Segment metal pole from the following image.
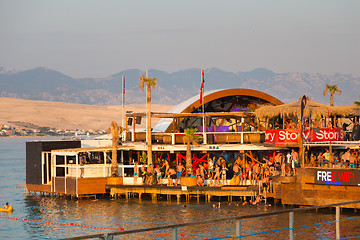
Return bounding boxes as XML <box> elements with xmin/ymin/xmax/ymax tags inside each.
<box><xmin>172</xmin><ymin>227</ymin><xmax>178</xmax><ymax>240</ymax></box>
<box><xmin>236</xmin><ymin>219</ymin><xmax>241</xmax><ymax>239</ymax></box>
<box><xmin>289</xmin><ymin>211</ymin><xmax>294</xmax><ymax>240</ymax></box>
<box><xmin>336</xmin><ymin>206</ymin><xmax>340</xmax><ymax>240</ymax></box>
<box><xmin>202</xmin><ymin>71</ymin><xmax>207</xmax><ymax>145</ymax></box>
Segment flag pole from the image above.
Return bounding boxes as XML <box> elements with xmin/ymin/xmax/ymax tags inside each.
<box><xmin>201</xmin><ymin>69</ymin><xmax>207</xmax><ymax>144</ymax></box>
<box><xmin>122</xmin><ymin>75</ymin><xmax>125</xmax><ymax>140</ymax></box>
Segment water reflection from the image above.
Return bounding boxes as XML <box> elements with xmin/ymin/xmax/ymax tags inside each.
<box><xmin>18</xmin><ymin>196</ymin><xmax>360</xmax><ymax>239</ymax></box>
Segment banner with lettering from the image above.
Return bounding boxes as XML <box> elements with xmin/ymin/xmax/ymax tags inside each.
<box><xmin>315</xmin><ymin>169</ymin><xmax>360</xmax><ymax>186</ymax></box>
<box><xmin>265</xmin><ymin>128</ymin><xmax>344</xmax><ymax>143</ymax></box>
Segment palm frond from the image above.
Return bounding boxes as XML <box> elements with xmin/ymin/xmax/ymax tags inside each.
<box><xmin>139</xmin><ymin>75</ymin><xmax>145</xmax><ymax>91</ymax></box>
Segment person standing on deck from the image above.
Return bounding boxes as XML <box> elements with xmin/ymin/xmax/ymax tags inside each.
<box><xmin>176</xmin><ymin>162</ymin><xmax>185</xmax><ymax>185</ymax></box>
<box><xmin>233</xmin><ymin>163</ymin><xmax>240</xmax><ymax>185</ymax></box>
<box><xmin>155</xmin><ymin>165</ymin><xmax>162</xmax><ymax>184</ymax></box>
<box><xmin>213</xmin><ymin>165</ymin><xmax>220</xmax><ymax>186</ymax></box>
<box><xmin>322</xmin><ymin>149</ymin><xmax>331</xmax><ymax>165</ymax></box>
<box><xmin>199</xmin><ymin>162</ymin><xmax>206</xmax><ymax>179</ymax></box>
<box><xmin>291</xmin><ymin>149</ymin><xmax>299</xmax><ymax>175</ymax></box>
<box><xmin>146</xmin><ymin>164</ymin><xmax>154</xmax><ymax>185</ymax></box>
<box><xmin>168</xmin><ymin>168</ymin><xmax>177</xmax><ymax>186</ymax></box>
<box><xmin>221</xmin><ymin>162</ymin><xmax>228</xmax><ymax>185</ymax></box>
<box><xmin>133</xmin><ymin>161</ymin><xmax>139</xmax><ymax>185</ymax></box>
<box><xmin>281</xmin><ymin>156</ymin><xmax>286</xmax><ymax>176</ymax></box>
<box><xmin>162</xmin><ymin>159</ymin><xmax>170</xmax><ymax>179</ymax></box>
<box><xmin>208</xmin><ymin>158</ymin><xmax>214</xmax><ymax>179</ymax></box>
<box><xmin>274</xmin><ymin>152</ymin><xmax>282</xmax><ymax>170</ymax></box>
<box><xmin>317</xmin><ymin>152</ymin><xmax>324</xmax><ymax>167</ymax></box>
<box><xmin>341</xmin><ymin>148</ymin><xmax>351</xmax><ymax>163</ymax></box>
<box><xmin>140</xmin><ymin>165</ymin><xmax>146</xmax><ymax>184</ymax></box>
<box><xmin>80</xmin><ymin>154</ymin><xmax>85</xmax><ymax>178</ymax></box>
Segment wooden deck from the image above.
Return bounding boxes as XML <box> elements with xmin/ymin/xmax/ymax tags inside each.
<box><xmin>274</xmin><ymin>168</ymin><xmax>360</xmax><ymax>209</ymax></box>
<box><xmin>106</xmin><ymin>184</ymin><xmax>258</xmax><ymax>203</ymax></box>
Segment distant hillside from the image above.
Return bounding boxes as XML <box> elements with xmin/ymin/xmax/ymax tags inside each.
<box><xmin>0</xmin><ymin>97</ymin><xmax>173</xmax><ymax>131</ymax></box>
<box><xmin>0</xmin><ymin>67</ymin><xmax>359</xmax><ymax>106</ymax></box>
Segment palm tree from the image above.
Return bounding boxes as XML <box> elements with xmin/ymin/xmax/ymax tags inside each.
<box><xmin>107</xmin><ymin>121</ymin><xmax>123</xmax><ymax>177</ymax></box>
<box><xmin>184</xmin><ymin>128</ymin><xmax>202</xmax><ymax>176</ymax></box>
<box><xmin>139</xmin><ymin>73</ymin><xmax>158</xmax><ymax>165</ymax></box>
<box><xmin>323</xmin><ymin>84</ymin><xmax>342</xmax><ymax>106</ymax></box>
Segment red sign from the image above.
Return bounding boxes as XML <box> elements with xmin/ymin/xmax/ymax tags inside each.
<box><xmin>265</xmin><ymin>128</ymin><xmax>343</xmax><ymax>143</ymax></box>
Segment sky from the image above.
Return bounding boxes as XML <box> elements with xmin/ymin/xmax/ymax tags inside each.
<box><xmin>1</xmin><ymin>0</ymin><xmax>360</xmax><ymax>78</ymax></box>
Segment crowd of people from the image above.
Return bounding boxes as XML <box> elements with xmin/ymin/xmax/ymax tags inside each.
<box><xmin>305</xmin><ymin>148</ymin><xmax>360</xmax><ymax>168</ymax></box>
<box><xmin>131</xmin><ymin>148</ymin><xmax>359</xmax><ymax>188</ymax></box>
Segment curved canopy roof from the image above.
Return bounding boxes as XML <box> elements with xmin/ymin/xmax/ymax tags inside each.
<box><xmin>153</xmin><ymin>88</ymin><xmax>283</xmax><ymax>132</ymax></box>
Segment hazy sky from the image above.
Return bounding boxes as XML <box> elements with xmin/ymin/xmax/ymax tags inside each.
<box><xmin>1</xmin><ymin>0</ymin><xmax>359</xmax><ymax>78</ymax></box>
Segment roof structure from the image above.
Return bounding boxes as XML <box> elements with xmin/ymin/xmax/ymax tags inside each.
<box><xmin>153</xmin><ymin>88</ymin><xmax>283</xmax><ymax>132</ymax></box>
<box><xmin>255</xmin><ymin>98</ymin><xmax>352</xmax><ymax>119</ymax></box>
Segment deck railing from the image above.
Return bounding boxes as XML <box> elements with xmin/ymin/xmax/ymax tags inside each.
<box><xmin>59</xmin><ymin>200</ymin><xmax>360</xmax><ymax>240</ymax></box>
<box><xmin>127</xmin><ymin>131</ymin><xmax>265</xmax><ymax>144</ymax></box>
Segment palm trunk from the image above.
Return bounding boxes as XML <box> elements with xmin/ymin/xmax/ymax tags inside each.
<box><xmin>330</xmin><ymin>94</ymin><xmax>334</xmax><ymax>107</ymax></box>
<box><xmin>147</xmin><ymin>83</ymin><xmax>153</xmax><ymax>165</ymax></box>
<box><xmin>186</xmin><ymin>141</ymin><xmax>193</xmax><ymax>176</ymax></box>
<box><xmin>111</xmin><ymin>141</ymin><xmax>118</xmax><ymax>176</ymax></box>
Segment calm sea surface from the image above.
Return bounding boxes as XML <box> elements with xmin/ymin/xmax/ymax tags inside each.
<box><xmin>1</xmin><ymin>137</ymin><xmax>360</xmax><ymax>239</ymax></box>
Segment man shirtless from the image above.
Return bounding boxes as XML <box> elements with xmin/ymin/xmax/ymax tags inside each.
<box><xmin>233</xmin><ymin>163</ymin><xmax>240</xmax><ymax>185</ymax></box>
<box><xmin>349</xmin><ymin>152</ymin><xmax>357</xmax><ymax>168</ymax></box>
<box><xmin>199</xmin><ymin>162</ymin><xmax>206</xmax><ymax>179</ymax></box>
<box><xmin>253</xmin><ymin>163</ymin><xmax>261</xmax><ymax>185</ymax></box>
<box><xmin>177</xmin><ymin>163</ymin><xmax>185</xmax><ymax>179</ymax></box>
<box><xmin>341</xmin><ymin>149</ymin><xmax>351</xmax><ymax>163</ymax></box>
<box><xmin>168</xmin><ymin>168</ymin><xmax>177</xmax><ymax>186</ymax></box>
<box><xmin>274</xmin><ymin>152</ymin><xmax>282</xmax><ymax>170</ymax></box>
<box><xmin>291</xmin><ymin>149</ymin><xmax>299</xmax><ymax>175</ymax></box>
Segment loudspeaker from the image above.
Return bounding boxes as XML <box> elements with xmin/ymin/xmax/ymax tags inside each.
<box><xmin>127</xmin><ymin>118</ymin><xmax>133</xmax><ymax>125</ymax></box>
<box><xmin>135</xmin><ymin>117</ymin><xmax>142</xmax><ymax>124</ymax></box>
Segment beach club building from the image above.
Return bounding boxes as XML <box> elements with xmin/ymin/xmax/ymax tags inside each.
<box><xmin>25</xmin><ymin>88</ymin><xmax>360</xmax><ymax>207</ymax></box>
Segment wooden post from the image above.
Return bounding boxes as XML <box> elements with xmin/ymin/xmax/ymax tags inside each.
<box><xmin>132</xmin><ymin>114</ymin><xmax>136</xmax><ymax>142</ymax></box>
<box><xmin>172</xmin><ymin>117</ymin><xmax>175</xmax><ymax>133</ymax></box>
<box><xmin>330</xmin><ymin>144</ymin><xmax>333</xmax><ymax>167</ymax></box>
<box><xmin>336</xmin><ymin>205</ymin><xmax>340</xmax><ymax>240</ymax></box>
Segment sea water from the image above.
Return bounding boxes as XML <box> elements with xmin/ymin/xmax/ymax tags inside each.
<box><xmin>0</xmin><ymin>137</ymin><xmax>360</xmax><ymax>239</ymax></box>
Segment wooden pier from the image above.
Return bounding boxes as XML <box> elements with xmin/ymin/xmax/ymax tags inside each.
<box><xmin>106</xmin><ymin>184</ymin><xmax>258</xmax><ymax>203</ymax></box>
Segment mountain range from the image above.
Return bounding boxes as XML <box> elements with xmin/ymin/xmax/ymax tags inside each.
<box><xmin>0</xmin><ymin>67</ymin><xmax>359</xmax><ymax>106</ymax></box>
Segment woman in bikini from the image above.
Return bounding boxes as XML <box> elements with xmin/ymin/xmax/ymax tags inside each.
<box><xmin>213</xmin><ymin>165</ymin><xmax>220</xmax><ymax>186</ymax></box>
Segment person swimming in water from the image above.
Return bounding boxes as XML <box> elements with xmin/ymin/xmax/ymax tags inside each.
<box><xmin>3</xmin><ymin>202</ymin><xmax>9</xmax><ymax>209</ymax></box>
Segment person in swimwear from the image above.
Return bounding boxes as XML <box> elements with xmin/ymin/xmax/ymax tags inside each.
<box><xmin>233</xmin><ymin>163</ymin><xmax>240</xmax><ymax>185</ymax></box>
<box><xmin>213</xmin><ymin>165</ymin><xmax>221</xmax><ymax>186</ymax></box>
<box><xmin>133</xmin><ymin>161</ymin><xmax>139</xmax><ymax>185</ymax></box>
<box><xmin>3</xmin><ymin>202</ymin><xmax>9</xmax><ymax>209</ymax></box>
<box><xmin>168</xmin><ymin>168</ymin><xmax>177</xmax><ymax>186</ymax></box>
<box><xmin>208</xmin><ymin>157</ymin><xmax>214</xmax><ymax>179</ymax></box>
<box><xmin>163</xmin><ymin>159</ymin><xmax>170</xmax><ymax>178</ymax></box>
<box><xmin>155</xmin><ymin>165</ymin><xmax>162</xmax><ymax>184</ymax></box>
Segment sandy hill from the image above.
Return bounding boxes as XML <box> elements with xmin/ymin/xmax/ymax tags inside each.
<box><xmin>0</xmin><ymin>97</ymin><xmax>173</xmax><ymax>131</ymax></box>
